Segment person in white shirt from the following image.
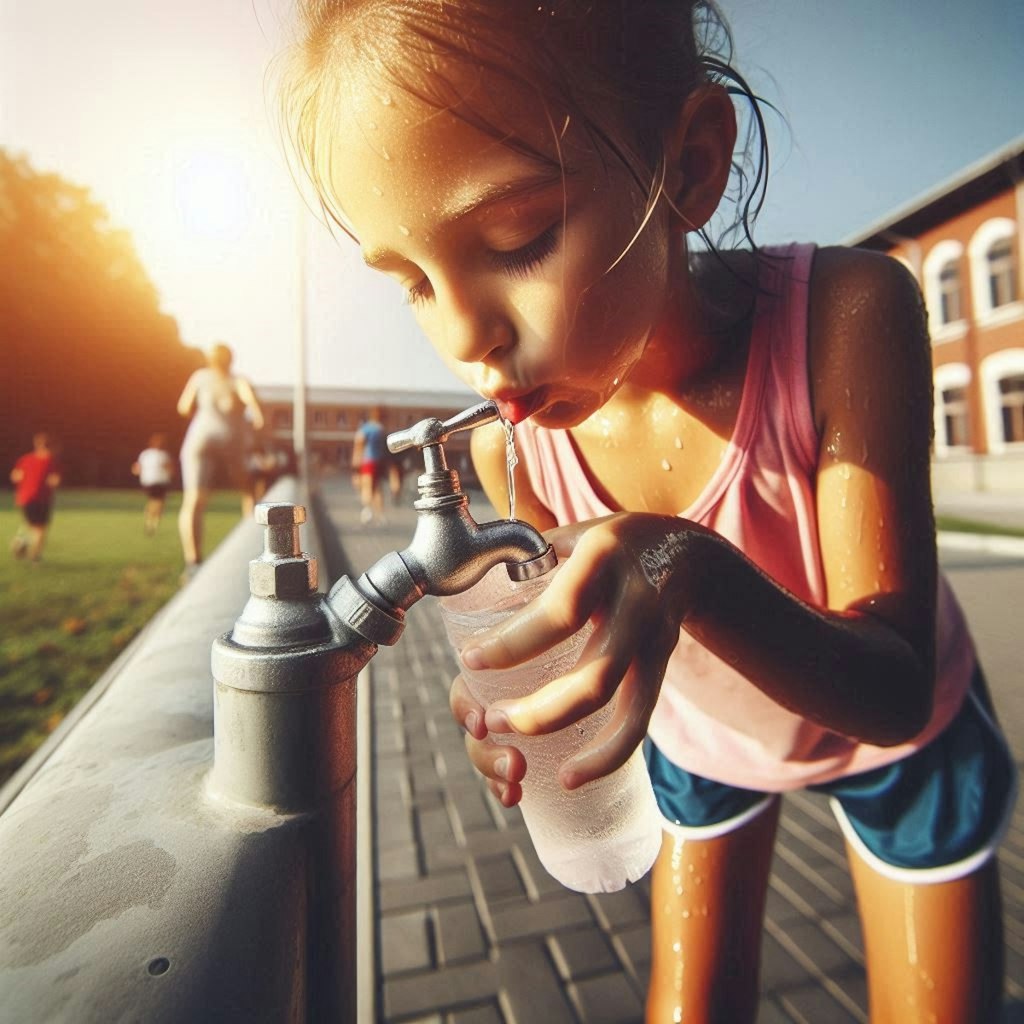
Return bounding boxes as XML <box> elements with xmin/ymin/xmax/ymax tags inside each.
<box><xmin>132</xmin><ymin>433</ymin><xmax>175</xmax><ymax>536</ymax></box>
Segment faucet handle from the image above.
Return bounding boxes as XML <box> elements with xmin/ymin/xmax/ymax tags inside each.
<box><xmin>387</xmin><ymin>400</ymin><xmax>498</xmax><ymax>454</ymax></box>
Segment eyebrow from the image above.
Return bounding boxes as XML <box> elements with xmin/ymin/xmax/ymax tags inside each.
<box><xmin>361</xmin><ymin>170</ymin><xmax>570</xmax><ymax>270</ymax></box>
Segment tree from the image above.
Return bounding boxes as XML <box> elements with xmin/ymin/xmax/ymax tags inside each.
<box><xmin>0</xmin><ymin>149</ymin><xmax>204</xmax><ymax>486</ymax></box>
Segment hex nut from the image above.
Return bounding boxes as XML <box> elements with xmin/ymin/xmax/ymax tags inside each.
<box><xmin>255</xmin><ymin>503</ymin><xmax>306</xmax><ymax>526</ymax></box>
<box><xmin>249</xmin><ymin>556</ymin><xmax>317</xmax><ymax>598</ymax></box>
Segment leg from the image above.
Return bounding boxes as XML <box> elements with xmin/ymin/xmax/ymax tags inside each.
<box><xmin>178</xmin><ymin>486</ymin><xmax>209</xmax><ymax>565</ymax></box>
<box><xmin>27</xmin><ymin>524</ymin><xmax>48</xmax><ymax>561</ymax></box>
<box><xmin>647</xmin><ymin>799</ymin><xmax>780</xmax><ymax>1024</ymax></box>
<box><xmin>847</xmin><ymin>846</ymin><xmax>1004</xmax><ymax>1023</ymax></box>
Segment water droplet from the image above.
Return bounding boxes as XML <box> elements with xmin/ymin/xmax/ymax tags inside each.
<box><xmin>661</xmin><ymin>458</ymin><xmax>672</xmax><ymax>471</ymax></box>
<box><xmin>398</xmin><ymin>225</ymin><xmax>411</xmax><ymax>236</ymax></box>
<box><xmin>367</xmin><ymin>120</ymin><xmax>377</xmax><ymax>130</ymax></box>
<box><xmin>674</xmin><ymin>436</ymin><xmax>683</xmax><ymax>449</ymax></box>
<box><xmin>372</xmin><ymin>186</ymin><xmax>383</xmax><ymax>197</ymax></box>
<box><xmin>844</xmin><ymin>387</ymin><xmax>852</xmax><ymax>410</ymax></box>
<box><xmin>838</xmin><ymin>464</ymin><xmax>851</xmax><ymax>480</ymax></box>
<box><xmin>681</xmin><ymin>910</ymin><xmax>691</xmax><ymax>919</ymax></box>
<box><xmin>877</xmin><ymin>561</ymin><xmax>886</xmax><ymax>573</ymax></box>
<box><xmin>379</xmin><ymin>93</ymin><xmax>393</xmax><ymax>106</ymax></box>
<box><xmin>612</xmin><ymin>377</ymin><xmax>620</xmax><ymax>386</ymax></box>
<box><xmin>840</xmin><ymin>495</ymin><xmax>848</xmax><ymax>510</ymax></box>
<box><xmin>381</xmin><ymin>147</ymin><xmax>391</xmax><ymax>161</ymax></box>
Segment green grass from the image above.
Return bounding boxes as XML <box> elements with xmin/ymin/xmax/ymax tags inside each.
<box><xmin>0</xmin><ymin>489</ymin><xmax>241</xmax><ymax>786</ymax></box>
<box><xmin>936</xmin><ymin>515</ymin><xmax>1024</xmax><ymax>539</ymax></box>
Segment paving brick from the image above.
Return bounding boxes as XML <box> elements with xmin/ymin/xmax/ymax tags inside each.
<box><xmin>490</xmin><ymin>892</ymin><xmax>594</xmax><ymax>942</ymax></box>
<box><xmin>418</xmin><ymin>803</ymin><xmax>458</xmax><ymax>844</ymax></box>
<box><xmin>473</xmin><ymin>853</ymin><xmax>527</xmax><ymax>905</ymax></box>
<box><xmin>780</xmin><ymin>980</ymin><xmax>866</xmax><ymax>1024</ymax></box>
<box><xmin>381</xmin><ymin>908</ymin><xmax>434</xmax><ymax>975</ymax></box>
<box><xmin>379</xmin><ymin>869</ymin><xmax>473</xmax><ymax>914</ymax></box>
<box><xmin>379</xmin><ymin>843</ymin><xmax>420</xmax><ymax>882</ymax></box>
<box><xmin>588</xmin><ymin>885</ymin><xmax>650</xmax><ymax>929</ymax></box>
<box><xmin>384</xmin><ymin>960</ymin><xmax>498</xmax><ymax>1020</ymax></box>
<box><xmin>547</xmin><ymin>926</ymin><xmax>618</xmax><ymax>980</ymax></box>
<box><xmin>436</xmin><ymin>900</ymin><xmax>488</xmax><ymax>965</ymax></box>
<box><xmin>612</xmin><ymin>923</ymin><xmax>651</xmax><ymax>975</ymax></box>
<box><xmin>568</xmin><ymin>971</ymin><xmax>644</xmax><ymax>1024</ymax></box>
<box><xmin>494</xmin><ymin>942</ymin><xmax>577</xmax><ymax>1024</ymax></box>
<box><xmin>448</xmin><ymin>1004</ymin><xmax>504</xmax><ymax>1024</ymax></box>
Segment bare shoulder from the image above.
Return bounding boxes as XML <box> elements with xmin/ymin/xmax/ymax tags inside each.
<box><xmin>808</xmin><ymin>245</ymin><xmax>930</xmax><ymax>432</ymax></box>
<box><xmin>470</xmin><ymin>422</ymin><xmax>557</xmax><ymax>530</ymax></box>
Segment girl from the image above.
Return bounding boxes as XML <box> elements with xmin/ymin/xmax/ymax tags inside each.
<box><xmin>281</xmin><ymin>3</ymin><xmax>1015</xmax><ymax>1021</ymax></box>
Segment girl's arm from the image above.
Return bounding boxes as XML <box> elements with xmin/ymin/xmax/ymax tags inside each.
<box><xmin>467</xmin><ymin>249</ymin><xmax>938</xmax><ymax>788</ymax></box>
<box><xmin>176</xmin><ymin>372</ymin><xmax>199</xmax><ymax>418</ymax></box>
<box><xmin>236</xmin><ymin>377</ymin><xmax>265</xmax><ymax>431</ymax></box>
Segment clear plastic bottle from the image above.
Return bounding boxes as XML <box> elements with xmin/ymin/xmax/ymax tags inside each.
<box><xmin>438</xmin><ymin>562</ymin><xmax>663</xmax><ymax>893</ymax></box>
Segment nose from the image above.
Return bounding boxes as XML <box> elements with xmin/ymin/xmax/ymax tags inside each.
<box><xmin>437</xmin><ymin>283</ymin><xmax>515</xmax><ymax>366</ymax></box>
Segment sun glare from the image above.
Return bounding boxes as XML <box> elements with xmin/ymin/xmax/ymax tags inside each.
<box><xmin>173</xmin><ymin>150</ymin><xmax>250</xmax><ymax>243</ymax></box>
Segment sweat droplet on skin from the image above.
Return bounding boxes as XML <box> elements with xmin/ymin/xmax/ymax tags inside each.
<box><xmin>379</xmin><ymin>93</ymin><xmax>392</xmax><ymax>106</ymax></box>
<box><xmin>372</xmin><ymin>186</ymin><xmax>383</xmax><ymax>197</ymax></box>
<box><xmin>398</xmin><ymin>225</ymin><xmax>411</xmax><ymax>236</ymax></box>
<box><xmin>674</xmin><ymin>436</ymin><xmax>683</xmax><ymax>449</ymax></box>
<box><xmin>381</xmin><ymin>147</ymin><xmax>391</xmax><ymax>161</ymax></box>
<box><xmin>661</xmin><ymin>459</ymin><xmax>672</xmax><ymax>471</ymax></box>
<box><xmin>367</xmin><ymin>120</ymin><xmax>377</xmax><ymax>130</ymax></box>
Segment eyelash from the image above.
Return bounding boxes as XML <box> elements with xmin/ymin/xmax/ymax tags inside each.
<box><xmin>404</xmin><ymin>224</ymin><xmax>562</xmax><ymax>307</ymax></box>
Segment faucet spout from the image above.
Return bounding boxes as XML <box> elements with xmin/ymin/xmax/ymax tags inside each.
<box><xmin>327</xmin><ymin>399</ymin><xmax>557</xmax><ymax>649</ymax></box>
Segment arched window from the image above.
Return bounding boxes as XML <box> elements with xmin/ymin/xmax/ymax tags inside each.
<box><xmin>987</xmin><ymin>236</ymin><xmax>1017</xmax><ymax>309</ymax></box>
<box><xmin>933</xmin><ymin>363</ymin><xmax>972</xmax><ymax>454</ymax></box>
<box><xmin>939</xmin><ymin>260</ymin><xmax>962</xmax><ymax>324</ymax></box>
<box><xmin>922</xmin><ymin>240</ymin><xmax>965</xmax><ymax>339</ymax></box>
<box><xmin>969</xmin><ymin>218</ymin><xmax>1020</xmax><ymax>324</ymax></box>
<box><xmin>980</xmin><ymin>349</ymin><xmax>1024</xmax><ymax>453</ymax></box>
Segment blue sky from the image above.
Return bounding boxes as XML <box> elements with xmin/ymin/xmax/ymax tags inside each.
<box><xmin>2</xmin><ymin>0</ymin><xmax>1022</xmax><ymax>389</ymax></box>
<box><xmin>728</xmin><ymin>0</ymin><xmax>1024</xmax><ymax>244</ymax></box>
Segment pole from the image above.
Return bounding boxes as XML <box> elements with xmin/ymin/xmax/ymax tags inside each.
<box><xmin>294</xmin><ymin>200</ymin><xmax>309</xmax><ymax>486</ymax></box>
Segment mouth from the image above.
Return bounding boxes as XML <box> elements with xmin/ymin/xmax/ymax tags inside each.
<box><xmin>491</xmin><ymin>389</ymin><xmax>546</xmax><ymax>425</ymax></box>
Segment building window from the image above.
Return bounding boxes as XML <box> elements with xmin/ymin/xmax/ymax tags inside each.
<box><xmin>933</xmin><ymin>363</ymin><xmax>971</xmax><ymax>455</ymax></box>
<box><xmin>987</xmin><ymin>237</ymin><xmax>1017</xmax><ymax>309</ymax></box>
<box><xmin>313</xmin><ymin>409</ymin><xmax>327</xmax><ymax>428</ymax></box>
<box><xmin>922</xmin><ymin>239</ymin><xmax>964</xmax><ymax>337</ymax></box>
<box><xmin>273</xmin><ymin>409</ymin><xmax>293</xmax><ymax>430</ymax></box>
<box><xmin>999</xmin><ymin>374</ymin><xmax>1024</xmax><ymax>444</ymax></box>
<box><xmin>940</xmin><ymin>386</ymin><xmax>971</xmax><ymax>449</ymax></box>
<box><xmin>938</xmin><ymin>259</ymin><xmax>962</xmax><ymax>324</ymax></box>
<box><xmin>980</xmin><ymin>349</ymin><xmax>1024</xmax><ymax>454</ymax></box>
<box><xmin>969</xmin><ymin>218</ymin><xmax>1018</xmax><ymax>323</ymax></box>
<box><xmin>335</xmin><ymin>410</ymin><xmax>349</xmax><ymax>428</ymax></box>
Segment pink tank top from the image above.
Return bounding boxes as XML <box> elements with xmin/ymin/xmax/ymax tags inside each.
<box><xmin>516</xmin><ymin>243</ymin><xmax>975</xmax><ymax>790</ymax></box>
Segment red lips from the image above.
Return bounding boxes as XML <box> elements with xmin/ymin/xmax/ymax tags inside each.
<box><xmin>494</xmin><ymin>390</ymin><xmax>545</xmax><ymax>424</ymax></box>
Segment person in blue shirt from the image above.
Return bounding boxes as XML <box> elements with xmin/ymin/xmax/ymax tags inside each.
<box><xmin>352</xmin><ymin>406</ymin><xmax>386</xmax><ymax>525</ymax></box>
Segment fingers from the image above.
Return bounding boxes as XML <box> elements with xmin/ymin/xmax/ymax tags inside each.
<box><xmin>449</xmin><ymin>673</ymin><xmax>487</xmax><ymax>741</ymax></box>
<box><xmin>559</xmin><ymin>641</ymin><xmax>670</xmax><ymax>789</ymax></box>
<box><xmin>461</xmin><ymin>527</ymin><xmax>618</xmax><ymax>671</ymax></box>
<box><xmin>451</xmin><ymin>674</ymin><xmax>527</xmax><ymax>806</ymax></box>
<box><xmin>482</xmin><ymin>626</ymin><xmax>630</xmax><ymax>736</ymax></box>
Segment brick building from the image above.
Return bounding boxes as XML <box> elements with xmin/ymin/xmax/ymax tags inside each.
<box><xmin>846</xmin><ymin>135</ymin><xmax>1024</xmax><ymax>495</ymax></box>
<box><xmin>255</xmin><ymin>385</ymin><xmax>483</xmax><ymax>489</ymax></box>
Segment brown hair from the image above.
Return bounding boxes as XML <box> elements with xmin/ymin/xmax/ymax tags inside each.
<box><xmin>280</xmin><ymin>0</ymin><xmax>770</xmax><ymax>251</ymax></box>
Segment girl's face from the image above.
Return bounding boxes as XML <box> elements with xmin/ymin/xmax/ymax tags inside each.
<box><xmin>328</xmin><ymin>59</ymin><xmax>678</xmax><ymax>428</ymax></box>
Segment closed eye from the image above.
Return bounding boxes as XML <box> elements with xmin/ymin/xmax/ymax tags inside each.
<box><xmin>403</xmin><ymin>223</ymin><xmax>562</xmax><ymax>307</ymax></box>
<box><xmin>490</xmin><ymin>224</ymin><xmax>561</xmax><ymax>279</ymax></box>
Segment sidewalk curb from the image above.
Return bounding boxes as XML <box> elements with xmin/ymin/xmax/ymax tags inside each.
<box><xmin>937</xmin><ymin>530</ymin><xmax>1024</xmax><ymax>558</ymax></box>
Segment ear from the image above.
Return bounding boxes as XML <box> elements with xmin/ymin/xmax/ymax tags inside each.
<box><xmin>662</xmin><ymin>84</ymin><xmax>737</xmax><ymax>232</ymax></box>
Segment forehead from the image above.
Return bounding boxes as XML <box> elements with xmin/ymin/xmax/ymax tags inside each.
<box><xmin>324</xmin><ymin>56</ymin><xmax>582</xmax><ymax>238</ymax></box>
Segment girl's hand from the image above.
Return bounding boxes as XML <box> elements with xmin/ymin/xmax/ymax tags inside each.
<box><xmin>456</xmin><ymin>512</ymin><xmax>702</xmax><ymax>791</ymax></box>
<box><xmin>449</xmin><ymin>674</ymin><xmax>528</xmax><ymax>807</ymax></box>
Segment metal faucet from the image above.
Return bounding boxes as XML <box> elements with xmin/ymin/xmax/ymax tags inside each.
<box><xmin>330</xmin><ymin>400</ymin><xmax>556</xmax><ymax>646</ymax></box>
<box><xmin>206</xmin><ymin>399</ymin><xmax>555</xmax><ymax>1018</ymax></box>
<box><xmin>210</xmin><ymin>399</ymin><xmax>555</xmax><ymax>808</ymax></box>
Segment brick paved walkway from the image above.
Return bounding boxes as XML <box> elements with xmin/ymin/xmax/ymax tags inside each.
<box><xmin>316</xmin><ymin>477</ymin><xmax>1023</xmax><ymax>1024</ymax></box>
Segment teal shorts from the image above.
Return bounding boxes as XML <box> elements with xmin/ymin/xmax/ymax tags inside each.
<box><xmin>645</xmin><ymin>668</ymin><xmax>1018</xmax><ymax>883</ymax></box>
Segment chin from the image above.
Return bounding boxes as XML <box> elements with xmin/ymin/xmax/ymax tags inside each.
<box><xmin>530</xmin><ymin>398</ymin><xmax>595</xmax><ymax>430</ymax></box>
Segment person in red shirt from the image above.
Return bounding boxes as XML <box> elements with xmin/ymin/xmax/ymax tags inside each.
<box><xmin>9</xmin><ymin>432</ymin><xmax>61</xmax><ymax>563</ymax></box>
